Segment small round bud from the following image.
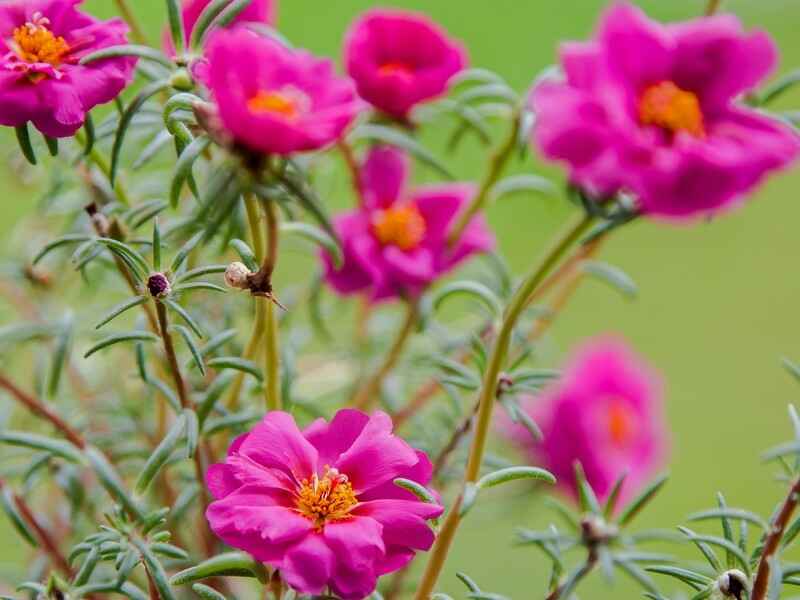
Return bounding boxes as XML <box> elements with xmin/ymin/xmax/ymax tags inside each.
<box><xmin>715</xmin><ymin>570</ymin><xmax>748</xmax><ymax>599</ymax></box>
<box><xmin>496</xmin><ymin>372</ymin><xmax>514</xmax><ymax>397</ymax></box>
<box><xmin>224</xmin><ymin>262</ymin><xmax>252</xmax><ymax>289</ymax></box>
<box><xmin>170</xmin><ymin>68</ymin><xmax>194</xmax><ymax>92</ymax></box>
<box><xmin>147</xmin><ymin>272</ymin><xmax>171</xmax><ymax>298</ymax></box>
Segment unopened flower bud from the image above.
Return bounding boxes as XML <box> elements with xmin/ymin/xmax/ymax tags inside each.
<box><xmin>170</xmin><ymin>68</ymin><xmax>194</xmax><ymax>92</ymax></box>
<box><xmin>224</xmin><ymin>261</ymin><xmax>252</xmax><ymax>289</ymax></box>
<box><xmin>147</xmin><ymin>272</ymin><xmax>171</xmax><ymax>298</ymax></box>
<box><xmin>715</xmin><ymin>570</ymin><xmax>748</xmax><ymax>599</ymax></box>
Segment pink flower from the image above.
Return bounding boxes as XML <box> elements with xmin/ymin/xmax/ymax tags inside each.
<box><xmin>206</xmin><ymin>28</ymin><xmax>361</xmax><ymax>155</ymax></box>
<box><xmin>205</xmin><ymin>410</ymin><xmax>443</xmax><ymax>599</ymax></box>
<box><xmin>322</xmin><ymin>146</ymin><xmax>495</xmax><ymax>302</ymax></box>
<box><xmin>504</xmin><ymin>337</ymin><xmax>668</xmax><ymax>506</ymax></box>
<box><xmin>530</xmin><ymin>2</ymin><xmax>799</xmax><ymax>220</ymax></box>
<box><xmin>164</xmin><ymin>0</ymin><xmax>276</xmax><ymax>54</ymax></box>
<box><xmin>344</xmin><ymin>9</ymin><xmax>467</xmax><ymax>120</ymax></box>
<box><xmin>0</xmin><ymin>0</ymin><xmax>136</xmax><ymax>137</ymax></box>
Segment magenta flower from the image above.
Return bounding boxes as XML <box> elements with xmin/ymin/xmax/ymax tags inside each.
<box><xmin>322</xmin><ymin>146</ymin><xmax>494</xmax><ymax>302</ymax></box>
<box><xmin>206</xmin><ymin>28</ymin><xmax>361</xmax><ymax>155</ymax></box>
<box><xmin>503</xmin><ymin>337</ymin><xmax>668</xmax><ymax>505</ymax></box>
<box><xmin>205</xmin><ymin>409</ymin><xmax>443</xmax><ymax>599</ymax></box>
<box><xmin>0</xmin><ymin>0</ymin><xmax>136</xmax><ymax>138</ymax></box>
<box><xmin>164</xmin><ymin>0</ymin><xmax>276</xmax><ymax>54</ymax></box>
<box><xmin>344</xmin><ymin>9</ymin><xmax>467</xmax><ymax>120</ymax></box>
<box><xmin>530</xmin><ymin>2</ymin><xmax>799</xmax><ymax>220</ymax></box>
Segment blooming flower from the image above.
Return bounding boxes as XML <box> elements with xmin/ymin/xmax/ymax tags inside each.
<box><xmin>164</xmin><ymin>0</ymin><xmax>275</xmax><ymax>54</ymax></box>
<box><xmin>530</xmin><ymin>2</ymin><xmax>799</xmax><ymax>220</ymax></box>
<box><xmin>206</xmin><ymin>28</ymin><xmax>361</xmax><ymax>155</ymax></box>
<box><xmin>322</xmin><ymin>146</ymin><xmax>494</xmax><ymax>302</ymax></box>
<box><xmin>344</xmin><ymin>9</ymin><xmax>467</xmax><ymax>120</ymax></box>
<box><xmin>503</xmin><ymin>337</ymin><xmax>668</xmax><ymax>505</ymax></box>
<box><xmin>0</xmin><ymin>0</ymin><xmax>137</xmax><ymax>138</ymax></box>
<box><xmin>206</xmin><ymin>409</ymin><xmax>443</xmax><ymax>599</ymax></box>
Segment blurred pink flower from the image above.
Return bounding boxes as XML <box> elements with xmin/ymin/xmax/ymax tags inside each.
<box><xmin>344</xmin><ymin>9</ymin><xmax>467</xmax><ymax>120</ymax></box>
<box><xmin>206</xmin><ymin>409</ymin><xmax>443</xmax><ymax>599</ymax></box>
<box><xmin>206</xmin><ymin>28</ymin><xmax>361</xmax><ymax>155</ymax></box>
<box><xmin>0</xmin><ymin>0</ymin><xmax>136</xmax><ymax>137</ymax></box>
<box><xmin>322</xmin><ymin>146</ymin><xmax>494</xmax><ymax>302</ymax></box>
<box><xmin>504</xmin><ymin>337</ymin><xmax>668</xmax><ymax>506</ymax></box>
<box><xmin>530</xmin><ymin>2</ymin><xmax>799</xmax><ymax>221</ymax></box>
<box><xmin>164</xmin><ymin>0</ymin><xmax>276</xmax><ymax>54</ymax></box>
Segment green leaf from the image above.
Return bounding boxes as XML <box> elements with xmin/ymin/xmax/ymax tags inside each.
<box><xmin>48</xmin><ymin>315</ymin><xmax>73</xmax><ymax>398</ymax></box>
<box><xmin>0</xmin><ymin>487</ymin><xmax>37</xmax><ymax>547</ymax></box>
<box><xmin>269</xmin><ymin>167</ymin><xmax>338</xmax><ymax>242</ymax></box>
<box><xmin>184</xmin><ymin>408</ymin><xmax>199</xmax><ymax>458</ymax></box>
<box><xmin>14</xmin><ymin>124</ymin><xmax>36</xmax><ymax>166</ymax></box>
<box><xmin>84</xmin><ymin>332</ymin><xmax>159</xmax><ymax>358</ymax></box>
<box><xmin>678</xmin><ymin>526</ymin><xmax>721</xmax><ymax>573</ymax></box>
<box><xmin>393</xmin><ymin>478</ymin><xmax>439</xmax><ymax>505</ymax></box>
<box><xmin>95</xmin><ymin>297</ymin><xmax>148</xmax><ymax>330</ymax></box>
<box><xmin>170</xmin><ymin>552</ymin><xmax>268</xmax><ymax>585</ymax></box>
<box><xmin>152</xmin><ymin>220</ymin><xmax>162</xmax><ymax>271</ymax></box>
<box><xmin>94</xmin><ymin>238</ymin><xmax>151</xmax><ymax>281</ymax></box>
<box><xmin>43</xmin><ymin>135</ymin><xmax>58</xmax><ymax>157</ymax></box>
<box><xmin>574</xmin><ymin>462</ymin><xmax>601</xmax><ymax>515</ymax></box>
<box><xmin>133</xmin><ymin>130</ymin><xmax>172</xmax><ymax>171</ymax></box>
<box><xmin>490</xmin><ymin>174</ymin><xmax>557</xmax><ymax>202</ymax></box>
<box><xmin>80</xmin><ymin>44</ymin><xmax>173</xmax><ymax>69</ymax></box>
<box><xmin>170</xmin><ymin>232</ymin><xmax>204</xmax><ymax>273</ymax></box>
<box><xmin>680</xmin><ymin>532</ymin><xmax>751</xmax><ymax>575</ymax></box>
<box><xmin>85</xmin><ymin>446</ymin><xmax>145</xmax><ymax>522</ymax></box>
<box><xmin>173</xmin><ymin>282</ymin><xmax>227</xmax><ymax>295</ymax></box>
<box><xmin>174</xmin><ymin>265</ymin><xmax>227</xmax><ymax>284</ymax></box>
<box><xmin>280</xmin><ymin>221</ymin><xmax>343</xmax><ymax>269</ymax></box>
<box><xmin>476</xmin><ymin>466</ymin><xmax>556</xmax><ymax>489</ymax></box>
<box><xmin>135</xmin><ymin>414</ymin><xmax>187</xmax><ymax>495</ymax></box>
<box><xmin>132</xmin><ymin>538</ymin><xmax>177</xmax><ymax>600</ymax></box>
<box><xmin>32</xmin><ymin>234</ymin><xmax>92</xmax><ymax>265</ymax></box>
<box><xmin>198</xmin><ymin>0</ymin><xmax>255</xmax><ymax>45</ymax></box>
<box><xmin>456</xmin><ymin>572</ymin><xmax>481</xmax><ymax>593</ymax></box>
<box><xmin>603</xmin><ymin>473</ymin><xmax>627</xmax><ymax>520</ymax></box>
<box><xmin>192</xmin><ymin>584</ymin><xmax>228</xmax><ymax>600</ymax></box>
<box><xmin>173</xmin><ymin>324</ymin><xmax>206</xmax><ymax>375</ymax></box>
<box><xmin>430</xmin><ymin>281</ymin><xmax>503</xmax><ymax>320</ymax></box>
<box><xmin>582</xmin><ymin>261</ymin><xmax>638</xmax><ymax>299</ymax></box>
<box><xmin>196</xmin><ymin>372</ymin><xmax>234</xmax><ymax>424</ymax></box>
<box><xmin>164</xmin><ymin>299</ymin><xmax>204</xmax><ymax>338</ymax></box>
<box><xmin>618</xmin><ymin>474</ymin><xmax>668</xmax><ymax>527</ymax></box>
<box><xmin>229</xmin><ymin>239</ymin><xmax>258</xmax><ymax>271</ymax></box>
<box><xmin>0</xmin><ymin>431</ymin><xmax>83</xmax><ymax>463</ymax></box>
<box><xmin>170</xmin><ymin>136</ymin><xmax>211</xmax><ymax>208</ymax></box>
<box><xmin>151</xmin><ymin>542</ymin><xmax>189</xmax><ymax>561</ymax></box>
<box><xmin>644</xmin><ymin>565</ymin><xmax>712</xmax><ymax>589</ymax></box>
<box><xmin>73</xmin><ymin>545</ymin><xmax>100</xmax><ymax>586</ymax></box>
<box><xmin>760</xmin><ymin>69</ymin><xmax>800</xmax><ymax>106</ymax></box>
<box><xmin>207</xmin><ymin>356</ymin><xmax>262</xmax><ymax>380</ymax></box>
<box><xmin>459</xmin><ymin>482</ymin><xmax>479</xmax><ymax>518</ymax></box>
<box><xmin>350</xmin><ymin>124</ymin><xmax>455</xmax><ymax>180</ymax></box>
<box><xmin>190</xmin><ymin>0</ymin><xmax>232</xmax><ymax>48</ymax></box>
<box><xmin>111</xmin><ymin>80</ymin><xmax>170</xmax><ymax>184</ymax></box>
<box><xmin>83</xmin><ymin>113</ymin><xmax>96</xmax><ymax>156</ymax></box>
<box><xmin>687</xmin><ymin>508</ymin><xmax>768</xmax><ymax>530</ymax></box>
<box><xmin>457</xmin><ymin>82</ymin><xmax>518</xmax><ymax>106</ymax></box>
<box><xmin>164</xmin><ymin>0</ymin><xmax>186</xmax><ymax>56</ymax></box>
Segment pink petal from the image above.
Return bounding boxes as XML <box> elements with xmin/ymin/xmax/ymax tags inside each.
<box><xmin>239</xmin><ymin>411</ymin><xmax>318</xmax><ymax>482</ymax></box>
<box><xmin>361</xmin><ymin>146</ymin><xmax>409</xmax><ymax>209</ymax></box>
<box><xmin>282</xmin><ymin>533</ymin><xmax>335</xmax><ymax>595</ymax></box>
<box><xmin>303</xmin><ymin>409</ymin><xmax>371</xmax><ymax>468</ymax></box>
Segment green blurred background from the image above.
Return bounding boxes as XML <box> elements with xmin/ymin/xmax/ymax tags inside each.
<box><xmin>1</xmin><ymin>0</ymin><xmax>799</xmax><ymax>597</ymax></box>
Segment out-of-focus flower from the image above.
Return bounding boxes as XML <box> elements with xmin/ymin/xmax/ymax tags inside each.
<box><xmin>0</xmin><ymin>0</ymin><xmax>137</xmax><ymax>137</ymax></box>
<box><xmin>344</xmin><ymin>9</ymin><xmax>467</xmax><ymax>120</ymax></box>
<box><xmin>164</xmin><ymin>0</ymin><xmax>276</xmax><ymax>54</ymax></box>
<box><xmin>206</xmin><ymin>28</ymin><xmax>361</xmax><ymax>155</ymax></box>
<box><xmin>206</xmin><ymin>409</ymin><xmax>443</xmax><ymax>599</ymax></box>
<box><xmin>503</xmin><ymin>337</ymin><xmax>668</xmax><ymax>505</ymax></box>
<box><xmin>322</xmin><ymin>146</ymin><xmax>494</xmax><ymax>302</ymax></box>
<box><xmin>530</xmin><ymin>2</ymin><xmax>799</xmax><ymax>220</ymax></box>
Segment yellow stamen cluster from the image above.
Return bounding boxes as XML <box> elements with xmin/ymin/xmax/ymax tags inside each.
<box><xmin>639</xmin><ymin>81</ymin><xmax>705</xmax><ymax>138</ymax></box>
<box><xmin>247</xmin><ymin>89</ymin><xmax>305</xmax><ymax>121</ymax></box>
<box><xmin>295</xmin><ymin>468</ymin><xmax>358</xmax><ymax>530</ymax></box>
<box><xmin>372</xmin><ymin>203</ymin><xmax>426</xmax><ymax>251</ymax></box>
<box><xmin>12</xmin><ymin>13</ymin><xmax>69</xmax><ymax>66</ymax></box>
<box><xmin>606</xmin><ymin>399</ymin><xmax>636</xmax><ymax>446</ymax></box>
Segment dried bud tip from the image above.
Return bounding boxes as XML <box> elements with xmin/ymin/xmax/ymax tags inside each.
<box><xmin>224</xmin><ymin>262</ymin><xmax>252</xmax><ymax>289</ymax></box>
<box><xmin>715</xmin><ymin>570</ymin><xmax>748</xmax><ymax>599</ymax></box>
<box><xmin>147</xmin><ymin>273</ymin><xmax>171</xmax><ymax>298</ymax></box>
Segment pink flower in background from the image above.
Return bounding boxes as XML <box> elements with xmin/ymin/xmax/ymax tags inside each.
<box><xmin>322</xmin><ymin>146</ymin><xmax>494</xmax><ymax>302</ymax></box>
<box><xmin>206</xmin><ymin>410</ymin><xmax>442</xmax><ymax>599</ymax></box>
<box><xmin>504</xmin><ymin>337</ymin><xmax>668</xmax><ymax>506</ymax></box>
<box><xmin>164</xmin><ymin>0</ymin><xmax>276</xmax><ymax>54</ymax></box>
<box><xmin>0</xmin><ymin>0</ymin><xmax>136</xmax><ymax>137</ymax></box>
<box><xmin>530</xmin><ymin>2</ymin><xmax>799</xmax><ymax>220</ymax></box>
<box><xmin>344</xmin><ymin>9</ymin><xmax>467</xmax><ymax>120</ymax></box>
<box><xmin>206</xmin><ymin>28</ymin><xmax>361</xmax><ymax>155</ymax></box>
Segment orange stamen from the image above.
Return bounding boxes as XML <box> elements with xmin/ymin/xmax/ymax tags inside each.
<box><xmin>12</xmin><ymin>13</ymin><xmax>69</xmax><ymax>66</ymax></box>
<box><xmin>247</xmin><ymin>89</ymin><xmax>307</xmax><ymax>120</ymax></box>
<box><xmin>372</xmin><ymin>203</ymin><xmax>427</xmax><ymax>251</ymax></box>
<box><xmin>378</xmin><ymin>61</ymin><xmax>414</xmax><ymax>78</ymax></box>
<box><xmin>639</xmin><ymin>81</ymin><xmax>705</xmax><ymax>138</ymax></box>
<box><xmin>606</xmin><ymin>399</ymin><xmax>636</xmax><ymax>446</ymax></box>
<box><xmin>295</xmin><ymin>467</ymin><xmax>358</xmax><ymax>531</ymax></box>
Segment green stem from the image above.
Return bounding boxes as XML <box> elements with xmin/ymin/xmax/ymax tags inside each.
<box><xmin>75</xmin><ymin>129</ymin><xmax>132</xmax><ymax>206</ymax></box>
<box><xmin>705</xmin><ymin>0</ymin><xmax>722</xmax><ymax>15</ymax></box>
<box><xmin>446</xmin><ymin>108</ymin><xmax>521</xmax><ymax>248</ymax></box>
<box><xmin>414</xmin><ymin>212</ymin><xmax>593</xmax><ymax>599</ymax></box>
<box><xmin>261</xmin><ymin>200</ymin><xmax>281</xmax><ymax>412</ymax></box>
<box><xmin>351</xmin><ymin>300</ymin><xmax>419</xmax><ymax>410</ymax></box>
<box><xmin>112</xmin><ymin>0</ymin><xmax>148</xmax><ymax>45</ymax></box>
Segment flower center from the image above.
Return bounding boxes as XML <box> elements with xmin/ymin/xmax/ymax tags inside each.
<box><xmin>639</xmin><ymin>81</ymin><xmax>704</xmax><ymax>137</ymax></box>
<box><xmin>11</xmin><ymin>13</ymin><xmax>69</xmax><ymax>66</ymax></box>
<box><xmin>247</xmin><ymin>88</ymin><xmax>308</xmax><ymax>121</ymax></box>
<box><xmin>295</xmin><ymin>467</ymin><xmax>358</xmax><ymax>530</ymax></box>
<box><xmin>606</xmin><ymin>399</ymin><xmax>636</xmax><ymax>446</ymax></box>
<box><xmin>378</xmin><ymin>61</ymin><xmax>414</xmax><ymax>78</ymax></box>
<box><xmin>372</xmin><ymin>203</ymin><xmax>426</xmax><ymax>251</ymax></box>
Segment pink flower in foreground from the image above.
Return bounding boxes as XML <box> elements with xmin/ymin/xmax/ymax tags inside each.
<box><xmin>206</xmin><ymin>410</ymin><xmax>442</xmax><ymax>599</ymax></box>
<box><xmin>206</xmin><ymin>28</ymin><xmax>361</xmax><ymax>155</ymax></box>
<box><xmin>0</xmin><ymin>0</ymin><xmax>136</xmax><ymax>137</ymax></box>
<box><xmin>164</xmin><ymin>0</ymin><xmax>276</xmax><ymax>54</ymax></box>
<box><xmin>504</xmin><ymin>337</ymin><xmax>668</xmax><ymax>505</ymax></box>
<box><xmin>322</xmin><ymin>146</ymin><xmax>494</xmax><ymax>302</ymax></box>
<box><xmin>344</xmin><ymin>9</ymin><xmax>467</xmax><ymax>120</ymax></box>
<box><xmin>531</xmin><ymin>2</ymin><xmax>799</xmax><ymax>220</ymax></box>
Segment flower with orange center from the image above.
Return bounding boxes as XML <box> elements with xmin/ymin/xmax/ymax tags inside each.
<box><xmin>605</xmin><ymin>398</ymin><xmax>636</xmax><ymax>446</ymax></box>
<box><xmin>294</xmin><ymin>467</ymin><xmax>358</xmax><ymax>531</ymax></box>
<box><xmin>639</xmin><ymin>81</ymin><xmax>705</xmax><ymax>138</ymax></box>
<box><xmin>371</xmin><ymin>203</ymin><xmax>426</xmax><ymax>251</ymax></box>
<box><xmin>378</xmin><ymin>60</ymin><xmax>414</xmax><ymax>78</ymax></box>
<box><xmin>12</xmin><ymin>13</ymin><xmax>70</xmax><ymax>66</ymax></box>
<box><xmin>247</xmin><ymin>88</ymin><xmax>308</xmax><ymax>121</ymax></box>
